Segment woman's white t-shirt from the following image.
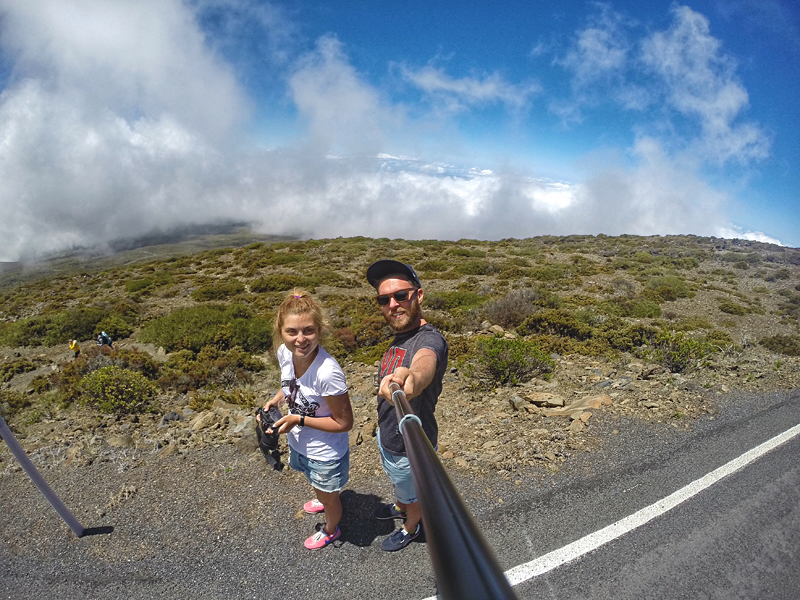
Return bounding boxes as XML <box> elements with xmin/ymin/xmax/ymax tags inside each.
<box><xmin>277</xmin><ymin>344</ymin><xmax>349</xmax><ymax>461</ymax></box>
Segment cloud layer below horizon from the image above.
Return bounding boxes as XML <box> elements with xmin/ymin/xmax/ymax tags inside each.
<box><xmin>0</xmin><ymin>1</ymin><xmax>784</xmax><ymax>261</ymax></box>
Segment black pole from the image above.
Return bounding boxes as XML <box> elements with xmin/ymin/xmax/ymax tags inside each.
<box><xmin>390</xmin><ymin>384</ymin><xmax>518</xmax><ymax>600</ymax></box>
<box><xmin>0</xmin><ymin>415</ymin><xmax>85</xmax><ymax>538</ymax></box>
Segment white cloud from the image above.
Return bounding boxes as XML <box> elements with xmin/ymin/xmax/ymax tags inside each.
<box><xmin>288</xmin><ymin>35</ymin><xmax>401</xmax><ymax>156</ymax></box>
<box><xmin>558</xmin><ymin>6</ymin><xmax>630</xmax><ymax>87</ymax></box>
<box><xmin>716</xmin><ymin>228</ymin><xmax>784</xmax><ymax>246</ymax></box>
<box><xmin>640</xmin><ymin>5</ymin><xmax>771</xmax><ymax>164</ymax></box>
<box><xmin>399</xmin><ymin>64</ymin><xmax>539</xmax><ymax>114</ymax></box>
<box><xmin>0</xmin><ymin>1</ymin><xmax>781</xmax><ymax>261</ymax></box>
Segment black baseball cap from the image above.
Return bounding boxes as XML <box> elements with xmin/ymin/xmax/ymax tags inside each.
<box><xmin>366</xmin><ymin>260</ymin><xmax>422</xmax><ymax>289</ymax></box>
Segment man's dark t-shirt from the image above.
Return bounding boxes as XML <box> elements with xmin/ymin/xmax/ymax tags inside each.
<box><xmin>377</xmin><ymin>323</ymin><xmax>448</xmax><ymax>455</ymax></box>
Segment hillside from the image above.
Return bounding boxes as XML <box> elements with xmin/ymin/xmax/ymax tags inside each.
<box><xmin>1</xmin><ymin>232</ymin><xmax>800</xmax><ymax>481</ymax></box>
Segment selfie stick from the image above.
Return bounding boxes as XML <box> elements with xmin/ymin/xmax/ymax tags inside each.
<box><xmin>0</xmin><ymin>415</ymin><xmax>85</xmax><ymax>538</ymax></box>
<box><xmin>389</xmin><ymin>383</ymin><xmax>518</xmax><ymax>600</ymax></box>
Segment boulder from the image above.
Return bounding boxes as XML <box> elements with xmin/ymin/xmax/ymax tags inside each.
<box><xmin>542</xmin><ymin>394</ymin><xmax>612</xmax><ymax>417</ymax></box>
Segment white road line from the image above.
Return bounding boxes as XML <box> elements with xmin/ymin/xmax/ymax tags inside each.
<box><xmin>504</xmin><ymin>422</ymin><xmax>800</xmax><ymax>587</ymax></box>
<box><xmin>421</xmin><ymin>422</ymin><xmax>800</xmax><ymax>599</ymax></box>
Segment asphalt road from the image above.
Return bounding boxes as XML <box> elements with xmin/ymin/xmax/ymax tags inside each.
<box><xmin>2</xmin><ymin>388</ymin><xmax>799</xmax><ymax>600</ymax></box>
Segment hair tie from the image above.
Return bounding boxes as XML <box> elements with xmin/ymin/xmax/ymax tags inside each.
<box><xmin>293</xmin><ymin>294</ymin><xmax>301</xmax><ymax>298</ymax></box>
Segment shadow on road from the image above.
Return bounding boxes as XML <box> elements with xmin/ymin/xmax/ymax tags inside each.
<box><xmin>338</xmin><ymin>490</ymin><xmax>396</xmax><ymax>547</ymax></box>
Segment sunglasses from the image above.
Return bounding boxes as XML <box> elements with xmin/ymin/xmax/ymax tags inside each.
<box><xmin>375</xmin><ymin>288</ymin><xmax>418</xmax><ymax>306</ymax></box>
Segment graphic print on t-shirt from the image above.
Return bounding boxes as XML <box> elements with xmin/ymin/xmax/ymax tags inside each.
<box><xmin>282</xmin><ymin>378</ymin><xmax>320</xmax><ymax>417</ymax></box>
<box><xmin>380</xmin><ymin>346</ymin><xmax>407</xmax><ymax>378</ymax></box>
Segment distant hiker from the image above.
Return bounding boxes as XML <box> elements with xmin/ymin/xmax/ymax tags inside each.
<box><xmin>258</xmin><ymin>290</ymin><xmax>353</xmax><ymax>550</ymax></box>
<box><xmin>96</xmin><ymin>331</ymin><xmax>112</xmax><ymax>348</ymax></box>
<box><xmin>366</xmin><ymin>260</ymin><xmax>448</xmax><ymax>552</ymax></box>
<box><xmin>69</xmin><ymin>339</ymin><xmax>80</xmax><ymax>358</ymax></box>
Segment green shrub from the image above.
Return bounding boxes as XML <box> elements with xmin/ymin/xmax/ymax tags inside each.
<box><xmin>30</xmin><ymin>374</ymin><xmax>51</xmax><ymax>394</ymax></box>
<box><xmin>191</xmin><ymin>278</ymin><xmax>245</xmax><ymax>301</ymax></box>
<box><xmin>251</xmin><ymin>274</ymin><xmax>305</xmax><ymax>293</ymax></box>
<box><xmin>651</xmin><ymin>330</ymin><xmax>713</xmax><ymax>373</ymax></box>
<box><xmin>158</xmin><ymin>346</ymin><xmax>264</xmax><ymax>392</ymax></box>
<box><xmin>473</xmin><ymin>336</ymin><xmax>554</xmax><ymax>386</ymax></box>
<box><xmin>597</xmin><ymin>297</ymin><xmax>662</xmax><ymax>318</ymax></box>
<box><xmin>79</xmin><ymin>366</ymin><xmax>157</xmax><ymax>414</ymax></box>
<box><xmin>718</xmin><ymin>299</ymin><xmax>748</xmax><ymax>315</ymax></box>
<box><xmin>0</xmin><ymin>358</ymin><xmax>37</xmax><ymax>383</ymax></box>
<box><xmin>455</xmin><ymin>260</ymin><xmax>492</xmax><ymax>276</ymax></box>
<box><xmin>426</xmin><ymin>291</ymin><xmax>487</xmax><ymax>312</ymax></box>
<box><xmin>759</xmin><ymin>335</ymin><xmax>800</xmax><ymax>356</ymax></box>
<box><xmin>517</xmin><ymin>309</ymin><xmax>593</xmax><ymax>340</ymax></box>
<box><xmin>417</xmin><ymin>260</ymin><xmax>450</xmax><ymax>272</ymax></box>
<box><xmin>138</xmin><ymin>304</ymin><xmax>272</xmax><ymax>353</ymax></box>
<box><xmin>529</xmin><ymin>265</ymin><xmax>564</xmax><ymax>282</ymax></box>
<box><xmin>0</xmin><ymin>389</ymin><xmax>31</xmax><ymax>419</ymax></box>
<box><xmin>642</xmin><ymin>275</ymin><xmax>693</xmax><ymax>302</ymax></box>
<box><xmin>705</xmin><ymin>330</ymin><xmax>734</xmax><ymax>348</ymax></box>
<box><xmin>95</xmin><ymin>315</ymin><xmax>134</xmax><ymax>341</ymax></box>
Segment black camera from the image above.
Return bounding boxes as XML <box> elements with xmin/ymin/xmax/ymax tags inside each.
<box><xmin>255</xmin><ymin>406</ymin><xmax>284</xmax><ymax>470</ymax></box>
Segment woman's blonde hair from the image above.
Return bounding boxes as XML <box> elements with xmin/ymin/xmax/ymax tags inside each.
<box><xmin>272</xmin><ymin>289</ymin><xmax>328</xmax><ymax>353</ymax></box>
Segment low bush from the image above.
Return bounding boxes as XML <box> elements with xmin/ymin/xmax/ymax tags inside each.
<box><xmin>650</xmin><ymin>330</ymin><xmax>714</xmax><ymax>373</ymax></box>
<box><xmin>718</xmin><ymin>299</ymin><xmax>748</xmax><ymax>316</ymax></box>
<box><xmin>482</xmin><ymin>288</ymin><xmax>561</xmax><ymax>329</ymax></box>
<box><xmin>596</xmin><ymin>296</ymin><xmax>661</xmax><ymax>318</ymax></box>
<box><xmin>759</xmin><ymin>335</ymin><xmax>800</xmax><ymax>356</ymax></box>
<box><xmin>473</xmin><ymin>336</ymin><xmax>554</xmax><ymax>386</ymax></box>
<box><xmin>138</xmin><ymin>304</ymin><xmax>272</xmax><ymax>353</ymax></box>
<box><xmin>158</xmin><ymin>346</ymin><xmax>255</xmax><ymax>393</ymax></box>
<box><xmin>517</xmin><ymin>309</ymin><xmax>593</xmax><ymax>340</ymax></box>
<box><xmin>0</xmin><ymin>358</ymin><xmax>37</xmax><ymax>383</ymax></box>
<box><xmin>642</xmin><ymin>275</ymin><xmax>693</xmax><ymax>303</ymax></box>
<box><xmin>191</xmin><ymin>278</ymin><xmax>245</xmax><ymax>301</ymax></box>
<box><xmin>0</xmin><ymin>389</ymin><xmax>31</xmax><ymax>419</ymax></box>
<box><xmin>79</xmin><ymin>365</ymin><xmax>158</xmax><ymax>414</ymax></box>
<box><xmin>251</xmin><ymin>274</ymin><xmax>305</xmax><ymax>293</ymax></box>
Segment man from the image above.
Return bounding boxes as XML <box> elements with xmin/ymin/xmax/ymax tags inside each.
<box><xmin>366</xmin><ymin>259</ymin><xmax>448</xmax><ymax>552</ymax></box>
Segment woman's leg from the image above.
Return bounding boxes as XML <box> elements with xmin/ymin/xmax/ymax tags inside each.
<box><xmin>314</xmin><ymin>488</ymin><xmax>342</xmax><ymax>535</ymax></box>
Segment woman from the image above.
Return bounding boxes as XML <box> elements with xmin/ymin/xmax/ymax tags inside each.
<box><xmin>261</xmin><ymin>290</ymin><xmax>354</xmax><ymax>549</ymax></box>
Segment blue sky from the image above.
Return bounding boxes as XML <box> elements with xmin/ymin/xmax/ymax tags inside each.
<box><xmin>1</xmin><ymin>0</ymin><xmax>798</xmax><ymax>261</ymax></box>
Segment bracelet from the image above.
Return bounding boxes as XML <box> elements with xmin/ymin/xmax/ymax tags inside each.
<box><xmin>300</xmin><ymin>415</ymin><xmax>305</xmax><ymax>427</ymax></box>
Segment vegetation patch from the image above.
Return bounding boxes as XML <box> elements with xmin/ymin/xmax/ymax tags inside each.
<box><xmin>759</xmin><ymin>335</ymin><xmax>800</xmax><ymax>357</ymax></box>
<box><xmin>79</xmin><ymin>365</ymin><xmax>158</xmax><ymax>414</ymax></box>
<box><xmin>473</xmin><ymin>336</ymin><xmax>554</xmax><ymax>386</ymax></box>
<box><xmin>138</xmin><ymin>304</ymin><xmax>272</xmax><ymax>353</ymax></box>
<box><xmin>650</xmin><ymin>330</ymin><xmax>714</xmax><ymax>373</ymax></box>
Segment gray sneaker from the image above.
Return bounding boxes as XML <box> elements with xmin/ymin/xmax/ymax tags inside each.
<box><xmin>381</xmin><ymin>524</ymin><xmax>421</xmax><ymax>552</ymax></box>
<box><xmin>373</xmin><ymin>503</ymin><xmax>407</xmax><ymax>520</ymax></box>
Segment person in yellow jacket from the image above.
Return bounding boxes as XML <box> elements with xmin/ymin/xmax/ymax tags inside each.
<box><xmin>69</xmin><ymin>339</ymin><xmax>80</xmax><ymax>358</ymax></box>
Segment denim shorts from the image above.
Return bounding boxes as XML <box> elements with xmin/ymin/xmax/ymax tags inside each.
<box><xmin>289</xmin><ymin>447</ymin><xmax>350</xmax><ymax>493</ymax></box>
<box><xmin>376</xmin><ymin>428</ymin><xmax>418</xmax><ymax>505</ymax></box>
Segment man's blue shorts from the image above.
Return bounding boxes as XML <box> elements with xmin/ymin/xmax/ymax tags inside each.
<box><xmin>376</xmin><ymin>428</ymin><xmax>418</xmax><ymax>504</ymax></box>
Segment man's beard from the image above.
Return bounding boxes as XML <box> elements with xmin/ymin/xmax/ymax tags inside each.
<box><xmin>387</xmin><ymin>298</ymin><xmax>421</xmax><ymax>333</ymax></box>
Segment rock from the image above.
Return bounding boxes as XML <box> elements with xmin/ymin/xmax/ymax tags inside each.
<box><xmin>568</xmin><ymin>420</ymin><xmax>585</xmax><ymax>433</ymax></box>
<box><xmin>481</xmin><ymin>440</ymin><xmax>502</xmax><ymax>450</ymax></box>
<box><xmin>455</xmin><ymin>458</ymin><xmax>468</xmax><ymax>468</ymax></box>
<box><xmin>158</xmin><ymin>411</ymin><xmax>184</xmax><ymax>428</ymax></box>
<box><xmin>442</xmin><ymin>451</ymin><xmax>454</xmax><ymax>459</ymax></box>
<box><xmin>189</xmin><ymin>411</ymin><xmax>217</xmax><ymax>431</ymax></box>
<box><xmin>509</xmin><ymin>395</ymin><xmax>528</xmax><ymax>411</ymax></box>
<box><xmin>544</xmin><ymin>452</ymin><xmax>557</xmax><ymax>461</ymax></box>
<box><xmin>580</xmin><ymin>412</ymin><xmax>592</xmax><ymax>423</ymax></box>
<box><xmin>107</xmin><ymin>435</ymin><xmax>134</xmax><ymax>448</ymax></box>
<box><xmin>480</xmin><ymin>321</ymin><xmax>492</xmax><ymax>330</ymax></box>
<box><xmin>233</xmin><ymin>429</ymin><xmax>259</xmax><ymax>453</ymax></box>
<box><xmin>488</xmin><ymin>325</ymin><xmax>505</xmax><ymax>334</ymax></box>
<box><xmin>641</xmin><ymin>401</ymin><xmax>661</xmax><ymax>409</ymax></box>
<box><xmin>525</xmin><ymin>392</ymin><xmax>565</xmax><ymax>407</ymax></box>
<box><xmin>156</xmin><ymin>346</ymin><xmax>166</xmax><ymax>357</ymax></box>
<box><xmin>594</xmin><ymin>380</ymin><xmax>612</xmax><ymax>389</ymax></box>
<box><xmin>541</xmin><ymin>394</ymin><xmax>612</xmax><ymax>417</ymax></box>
